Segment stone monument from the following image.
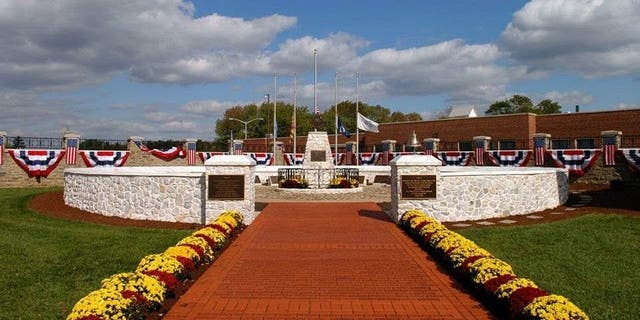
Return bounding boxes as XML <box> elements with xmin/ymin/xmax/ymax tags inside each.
<box><xmin>303</xmin><ymin>131</ymin><xmax>334</xmax><ymax>187</ymax></box>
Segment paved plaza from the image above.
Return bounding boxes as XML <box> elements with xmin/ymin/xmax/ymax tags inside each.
<box><xmin>163</xmin><ymin>202</ymin><xmax>493</xmax><ymax>319</ymax></box>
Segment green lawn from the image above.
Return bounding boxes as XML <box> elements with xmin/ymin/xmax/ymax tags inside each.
<box><xmin>458</xmin><ymin>214</ymin><xmax>640</xmax><ymax>320</ymax></box>
<box><xmin>0</xmin><ymin>188</ymin><xmax>193</xmax><ymax>319</ymax></box>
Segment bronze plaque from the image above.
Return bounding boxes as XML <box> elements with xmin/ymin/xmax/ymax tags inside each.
<box><xmin>401</xmin><ymin>175</ymin><xmax>436</xmax><ymax>199</ymax></box>
<box><xmin>208</xmin><ymin>175</ymin><xmax>244</xmax><ymax>200</ymax></box>
<box><xmin>310</xmin><ymin>150</ymin><xmax>326</xmax><ymax>162</ymax></box>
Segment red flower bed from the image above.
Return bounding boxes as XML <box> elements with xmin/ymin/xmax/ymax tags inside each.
<box><xmin>509</xmin><ymin>287</ymin><xmax>549</xmax><ymax>319</ymax></box>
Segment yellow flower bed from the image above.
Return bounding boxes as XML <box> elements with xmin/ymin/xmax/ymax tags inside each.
<box><xmin>67</xmin><ymin>288</ymin><xmax>140</xmax><ymax>320</ymax></box>
<box><xmin>400</xmin><ymin>208</ymin><xmax>590</xmax><ymax>320</ymax></box>
<box><xmin>522</xmin><ymin>294</ymin><xmax>589</xmax><ymax>320</ymax></box>
<box><xmin>67</xmin><ymin>210</ymin><xmax>245</xmax><ymax>320</ymax></box>
<box><xmin>100</xmin><ymin>272</ymin><xmax>166</xmax><ymax>307</ymax></box>
<box><xmin>496</xmin><ymin>277</ymin><xmax>539</xmax><ymax>300</ymax></box>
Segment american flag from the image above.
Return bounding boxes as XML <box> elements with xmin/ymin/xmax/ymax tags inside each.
<box><xmin>474</xmin><ymin>141</ymin><xmax>485</xmax><ymax>165</ymax></box>
<box><xmin>534</xmin><ymin>137</ymin><xmax>546</xmax><ymax>166</ymax></box>
<box><xmin>424</xmin><ymin>141</ymin><xmax>434</xmax><ymax>156</ymax></box>
<box><xmin>381</xmin><ymin>142</ymin><xmax>389</xmax><ymax>164</ymax></box>
<box><xmin>602</xmin><ymin>135</ymin><xmax>617</xmax><ymax>166</ymax></box>
<box><xmin>65</xmin><ymin>138</ymin><xmax>78</xmax><ymax>165</ymax></box>
<box><xmin>233</xmin><ymin>141</ymin><xmax>243</xmax><ymax>155</ymax></box>
<box><xmin>186</xmin><ymin>142</ymin><xmax>197</xmax><ymax>165</ymax></box>
<box><xmin>0</xmin><ymin>135</ymin><xmax>4</xmax><ymax>165</ymax></box>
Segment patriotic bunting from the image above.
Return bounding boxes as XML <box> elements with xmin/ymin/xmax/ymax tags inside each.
<box><xmin>358</xmin><ymin>152</ymin><xmax>380</xmax><ymax>165</ymax></box>
<box><xmin>9</xmin><ymin>149</ymin><xmax>66</xmax><ymax>178</ymax></box>
<box><xmin>620</xmin><ymin>149</ymin><xmax>640</xmax><ymax>173</ymax></box>
<box><xmin>548</xmin><ymin>149</ymin><xmax>601</xmax><ymax>177</ymax></box>
<box><xmin>248</xmin><ymin>153</ymin><xmax>273</xmax><ymax>166</ymax></box>
<box><xmin>198</xmin><ymin>152</ymin><xmax>227</xmax><ymax>163</ymax></box>
<box><xmin>134</xmin><ymin>140</ymin><xmax>185</xmax><ymax>161</ymax></box>
<box><xmin>80</xmin><ymin>151</ymin><xmax>130</xmax><ymax>167</ymax></box>
<box><xmin>65</xmin><ymin>138</ymin><xmax>78</xmax><ymax>165</ymax></box>
<box><xmin>602</xmin><ymin>135</ymin><xmax>617</xmax><ymax>166</ymax></box>
<box><xmin>437</xmin><ymin>151</ymin><xmax>474</xmax><ymax>166</ymax></box>
<box><xmin>284</xmin><ymin>153</ymin><xmax>304</xmax><ymax>165</ymax></box>
<box><xmin>487</xmin><ymin>150</ymin><xmax>532</xmax><ymax>167</ymax></box>
<box><xmin>534</xmin><ymin>137</ymin><xmax>547</xmax><ymax>166</ymax></box>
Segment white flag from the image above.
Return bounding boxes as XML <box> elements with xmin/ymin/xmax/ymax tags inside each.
<box><xmin>357</xmin><ymin>112</ymin><xmax>379</xmax><ymax>132</ymax></box>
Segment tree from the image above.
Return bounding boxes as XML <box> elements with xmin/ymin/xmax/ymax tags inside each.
<box><xmin>535</xmin><ymin>99</ymin><xmax>562</xmax><ymax>114</ymax></box>
<box><xmin>485</xmin><ymin>95</ymin><xmax>561</xmax><ymax>115</ymax></box>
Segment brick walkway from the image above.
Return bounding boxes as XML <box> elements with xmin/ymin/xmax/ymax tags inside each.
<box><xmin>163</xmin><ymin>202</ymin><xmax>494</xmax><ymax>319</ymax></box>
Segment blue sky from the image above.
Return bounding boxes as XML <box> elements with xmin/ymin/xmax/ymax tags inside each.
<box><xmin>1</xmin><ymin>0</ymin><xmax>639</xmax><ymax>140</ymax></box>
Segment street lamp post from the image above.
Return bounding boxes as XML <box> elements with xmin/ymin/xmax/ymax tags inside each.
<box><xmin>229</xmin><ymin>117</ymin><xmax>263</xmax><ymax>140</ymax></box>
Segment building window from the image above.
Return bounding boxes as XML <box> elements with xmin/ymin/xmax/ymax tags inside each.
<box><xmin>576</xmin><ymin>138</ymin><xmax>595</xmax><ymax>149</ymax></box>
<box><xmin>499</xmin><ymin>140</ymin><xmax>516</xmax><ymax>150</ymax></box>
<box><xmin>552</xmin><ymin>139</ymin><xmax>570</xmax><ymax>149</ymax></box>
<box><xmin>459</xmin><ymin>141</ymin><xmax>472</xmax><ymax>151</ymax></box>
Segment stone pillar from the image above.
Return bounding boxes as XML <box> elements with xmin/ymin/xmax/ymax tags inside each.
<box><xmin>205</xmin><ymin>155</ymin><xmax>257</xmax><ymax>224</ymax></box>
<box><xmin>274</xmin><ymin>141</ymin><xmax>285</xmax><ymax>165</ymax></box>
<box><xmin>533</xmin><ymin>133</ymin><xmax>550</xmax><ymax>166</ymax></box>
<box><xmin>389</xmin><ymin>155</ymin><xmax>442</xmax><ymax>223</ymax></box>
<box><xmin>601</xmin><ymin>130</ymin><xmax>622</xmax><ymax>166</ymax></box>
<box><xmin>185</xmin><ymin>138</ymin><xmax>197</xmax><ymax>165</ymax></box>
<box><xmin>232</xmin><ymin>139</ymin><xmax>243</xmax><ymax>155</ymax></box>
<box><xmin>381</xmin><ymin>140</ymin><xmax>396</xmax><ymax>165</ymax></box>
<box><xmin>473</xmin><ymin>136</ymin><xmax>491</xmax><ymax>166</ymax></box>
<box><xmin>423</xmin><ymin>138</ymin><xmax>440</xmax><ymax>156</ymax></box>
<box><xmin>128</xmin><ymin>136</ymin><xmax>144</xmax><ymax>151</ymax></box>
<box><xmin>63</xmin><ymin>132</ymin><xmax>80</xmax><ymax>165</ymax></box>
<box><xmin>345</xmin><ymin>141</ymin><xmax>356</xmax><ymax>165</ymax></box>
<box><xmin>0</xmin><ymin>131</ymin><xmax>6</xmax><ymax>166</ymax></box>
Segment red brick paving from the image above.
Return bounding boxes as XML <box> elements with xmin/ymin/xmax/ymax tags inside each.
<box><xmin>163</xmin><ymin>202</ymin><xmax>494</xmax><ymax>319</ymax></box>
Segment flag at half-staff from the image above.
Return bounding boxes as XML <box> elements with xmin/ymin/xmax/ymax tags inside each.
<box><xmin>357</xmin><ymin>112</ymin><xmax>379</xmax><ymax>133</ymax></box>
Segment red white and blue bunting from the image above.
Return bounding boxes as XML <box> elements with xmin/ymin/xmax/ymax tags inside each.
<box><xmin>8</xmin><ymin>149</ymin><xmax>66</xmax><ymax>178</ymax></box>
<box><xmin>620</xmin><ymin>149</ymin><xmax>640</xmax><ymax>173</ymax></box>
<box><xmin>548</xmin><ymin>149</ymin><xmax>601</xmax><ymax>177</ymax></box>
<box><xmin>198</xmin><ymin>152</ymin><xmax>227</xmax><ymax>163</ymax></box>
<box><xmin>80</xmin><ymin>151</ymin><xmax>130</xmax><ymax>167</ymax></box>
<box><xmin>248</xmin><ymin>153</ymin><xmax>273</xmax><ymax>166</ymax></box>
<box><xmin>134</xmin><ymin>140</ymin><xmax>184</xmax><ymax>161</ymax></box>
<box><xmin>358</xmin><ymin>152</ymin><xmax>380</xmax><ymax>165</ymax></box>
<box><xmin>487</xmin><ymin>150</ymin><xmax>532</xmax><ymax>167</ymax></box>
<box><xmin>437</xmin><ymin>151</ymin><xmax>474</xmax><ymax>166</ymax></box>
<box><xmin>284</xmin><ymin>153</ymin><xmax>304</xmax><ymax>165</ymax></box>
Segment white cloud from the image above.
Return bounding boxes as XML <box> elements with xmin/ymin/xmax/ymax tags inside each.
<box><xmin>352</xmin><ymin>40</ymin><xmax>521</xmax><ymax>105</ymax></box>
<box><xmin>180</xmin><ymin>100</ymin><xmax>243</xmax><ymax>116</ymax></box>
<box><xmin>501</xmin><ymin>0</ymin><xmax>640</xmax><ymax>77</ymax></box>
<box><xmin>0</xmin><ymin>0</ymin><xmax>297</xmax><ymax>89</ymax></box>
<box><xmin>542</xmin><ymin>90</ymin><xmax>593</xmax><ymax>107</ymax></box>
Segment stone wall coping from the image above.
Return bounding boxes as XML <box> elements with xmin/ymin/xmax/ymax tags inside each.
<box><xmin>390</xmin><ymin>154</ymin><xmax>442</xmax><ymax>166</ymax></box>
<box><xmin>441</xmin><ymin>166</ymin><xmax>566</xmax><ymax>176</ymax></box>
<box><xmin>65</xmin><ymin>166</ymin><xmax>205</xmax><ymax>177</ymax></box>
<box><xmin>205</xmin><ymin>155</ymin><xmax>256</xmax><ymax>166</ymax></box>
<box><xmin>600</xmin><ymin>130</ymin><xmax>622</xmax><ymax>136</ymax></box>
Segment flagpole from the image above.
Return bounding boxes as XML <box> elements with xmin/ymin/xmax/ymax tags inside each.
<box><xmin>273</xmin><ymin>73</ymin><xmax>277</xmax><ymax>158</ymax></box>
<box><xmin>334</xmin><ymin>72</ymin><xmax>338</xmax><ymax>163</ymax></box>
<box><xmin>313</xmin><ymin>48</ymin><xmax>318</xmax><ymax>132</ymax></box>
<box><xmin>293</xmin><ymin>73</ymin><xmax>297</xmax><ymax>156</ymax></box>
<box><xmin>355</xmin><ymin>71</ymin><xmax>359</xmax><ymax>156</ymax></box>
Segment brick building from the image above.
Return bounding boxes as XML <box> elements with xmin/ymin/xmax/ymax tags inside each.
<box><xmin>242</xmin><ymin>109</ymin><xmax>640</xmax><ymax>153</ymax></box>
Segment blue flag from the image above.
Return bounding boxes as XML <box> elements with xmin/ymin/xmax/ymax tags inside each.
<box><xmin>338</xmin><ymin>117</ymin><xmax>351</xmax><ymax>137</ymax></box>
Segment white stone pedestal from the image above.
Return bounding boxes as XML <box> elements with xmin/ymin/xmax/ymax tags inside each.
<box><xmin>205</xmin><ymin>155</ymin><xmax>257</xmax><ymax>224</ymax></box>
<box><xmin>390</xmin><ymin>155</ymin><xmax>442</xmax><ymax>223</ymax></box>
<box><xmin>303</xmin><ymin>131</ymin><xmax>334</xmax><ymax>187</ymax></box>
